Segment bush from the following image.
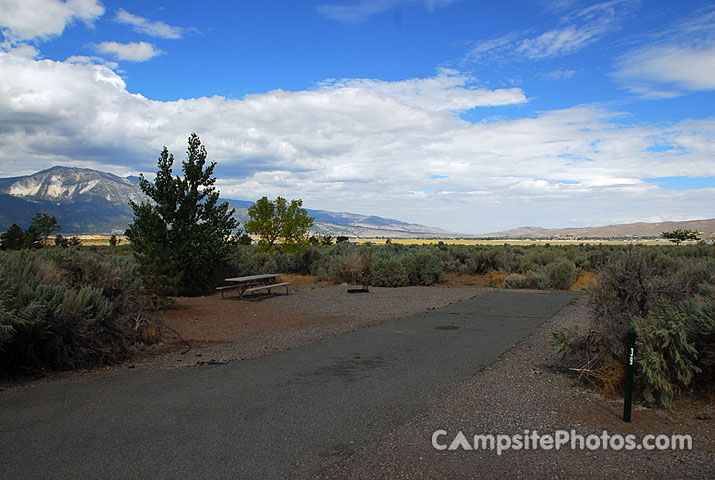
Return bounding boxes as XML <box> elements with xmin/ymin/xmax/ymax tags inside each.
<box><xmin>370</xmin><ymin>252</ymin><xmax>408</xmax><ymax>287</ymax></box>
<box><xmin>633</xmin><ymin>301</ymin><xmax>700</xmax><ymax>409</ymax></box>
<box><xmin>586</xmin><ymin>246</ymin><xmax>712</xmax><ymax>358</ymax></box>
<box><xmin>503</xmin><ymin>273</ymin><xmax>523</xmax><ymax>289</ymax></box>
<box><xmin>503</xmin><ymin>270</ymin><xmax>550</xmax><ymax>290</ymax></box>
<box><xmin>546</xmin><ymin>259</ymin><xmax>577</xmax><ymax>290</ymax></box>
<box><xmin>401</xmin><ymin>251</ymin><xmax>445</xmax><ymax>286</ymax></box>
<box><xmin>331</xmin><ymin>250</ymin><xmax>371</xmax><ymax>285</ymax></box>
<box><xmin>0</xmin><ymin>248</ymin><xmax>149</xmax><ymax>373</ymax></box>
<box><xmin>551</xmin><ymin>244</ymin><xmax>715</xmax><ymax>409</ymax></box>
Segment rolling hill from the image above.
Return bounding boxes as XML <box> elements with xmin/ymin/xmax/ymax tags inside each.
<box><xmin>480</xmin><ymin>219</ymin><xmax>715</xmax><ymax>240</ymax></box>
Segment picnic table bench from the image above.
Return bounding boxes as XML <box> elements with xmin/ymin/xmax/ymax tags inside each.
<box><xmin>217</xmin><ymin>273</ymin><xmax>290</xmax><ymax>300</ymax></box>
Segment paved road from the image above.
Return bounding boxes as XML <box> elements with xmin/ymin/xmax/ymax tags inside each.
<box><xmin>1</xmin><ymin>290</ymin><xmax>578</xmax><ymax>479</ymax></box>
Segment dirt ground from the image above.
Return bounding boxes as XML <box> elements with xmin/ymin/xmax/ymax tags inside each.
<box><xmin>154</xmin><ymin>273</ymin><xmax>491</xmax><ymax>353</ymax></box>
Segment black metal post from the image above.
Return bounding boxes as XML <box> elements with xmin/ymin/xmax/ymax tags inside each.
<box><xmin>623</xmin><ymin>329</ymin><xmax>636</xmax><ymax>422</ymax></box>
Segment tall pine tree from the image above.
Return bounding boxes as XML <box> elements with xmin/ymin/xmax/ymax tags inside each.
<box><xmin>126</xmin><ymin>134</ymin><xmax>238</xmax><ymax>296</ymax></box>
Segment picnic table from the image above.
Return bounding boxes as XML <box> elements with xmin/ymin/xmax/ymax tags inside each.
<box><xmin>217</xmin><ymin>273</ymin><xmax>290</xmax><ymax>300</ymax></box>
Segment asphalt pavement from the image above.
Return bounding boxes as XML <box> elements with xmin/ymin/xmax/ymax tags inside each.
<box><xmin>0</xmin><ymin>289</ymin><xmax>579</xmax><ymax>479</ymax></box>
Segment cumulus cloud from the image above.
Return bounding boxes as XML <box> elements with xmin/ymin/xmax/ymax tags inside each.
<box><xmin>317</xmin><ymin>0</ymin><xmax>460</xmax><ymax>24</ymax></box>
<box><xmin>95</xmin><ymin>41</ymin><xmax>162</xmax><ymax>62</ymax></box>
<box><xmin>0</xmin><ymin>0</ymin><xmax>104</xmax><ymax>42</ymax></box>
<box><xmin>612</xmin><ymin>7</ymin><xmax>715</xmax><ymax>96</ymax></box>
<box><xmin>0</xmin><ymin>54</ymin><xmax>713</xmax><ymax>232</ymax></box>
<box><xmin>114</xmin><ymin>8</ymin><xmax>184</xmax><ymax>39</ymax></box>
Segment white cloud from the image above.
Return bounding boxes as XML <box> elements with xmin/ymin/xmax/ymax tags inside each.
<box><xmin>466</xmin><ymin>0</ymin><xmax>624</xmax><ymax>62</ymax></box>
<box><xmin>317</xmin><ymin>0</ymin><xmax>460</xmax><ymax>24</ymax></box>
<box><xmin>95</xmin><ymin>41</ymin><xmax>162</xmax><ymax>62</ymax></box>
<box><xmin>66</xmin><ymin>54</ymin><xmax>118</xmax><ymax>69</ymax></box>
<box><xmin>615</xmin><ymin>46</ymin><xmax>715</xmax><ymax>95</ymax></box>
<box><xmin>612</xmin><ymin>7</ymin><xmax>715</xmax><ymax>96</ymax></box>
<box><xmin>0</xmin><ymin>0</ymin><xmax>104</xmax><ymax>42</ymax></box>
<box><xmin>319</xmin><ymin>69</ymin><xmax>526</xmax><ymax>113</ymax></box>
<box><xmin>543</xmin><ymin>68</ymin><xmax>576</xmax><ymax>80</ymax></box>
<box><xmin>0</xmin><ymin>54</ymin><xmax>713</xmax><ymax>232</ymax></box>
<box><xmin>1</xmin><ymin>42</ymin><xmax>39</xmax><ymax>58</ymax></box>
<box><xmin>114</xmin><ymin>8</ymin><xmax>183</xmax><ymax>39</ymax></box>
<box><xmin>517</xmin><ymin>25</ymin><xmax>600</xmax><ymax>59</ymax></box>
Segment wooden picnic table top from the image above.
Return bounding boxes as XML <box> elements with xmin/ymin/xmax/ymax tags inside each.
<box><xmin>224</xmin><ymin>273</ymin><xmax>283</xmax><ymax>283</ymax></box>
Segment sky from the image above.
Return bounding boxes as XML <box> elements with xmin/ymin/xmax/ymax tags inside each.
<box><xmin>0</xmin><ymin>0</ymin><xmax>713</xmax><ymax>234</ymax></box>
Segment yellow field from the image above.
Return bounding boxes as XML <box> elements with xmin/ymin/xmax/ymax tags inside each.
<box><xmin>74</xmin><ymin>235</ymin><xmax>129</xmax><ymax>246</ymax></box>
<box><xmin>68</xmin><ymin>235</ymin><xmax>673</xmax><ymax>246</ymax></box>
<box><xmin>353</xmin><ymin>238</ymin><xmax>672</xmax><ymax>246</ymax></box>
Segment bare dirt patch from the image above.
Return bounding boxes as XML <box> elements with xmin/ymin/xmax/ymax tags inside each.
<box><xmin>137</xmin><ymin>277</ymin><xmax>490</xmax><ymax>369</ymax></box>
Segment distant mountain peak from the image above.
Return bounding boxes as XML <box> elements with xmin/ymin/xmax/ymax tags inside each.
<box><xmin>0</xmin><ymin>166</ymin><xmax>457</xmax><ymax>236</ymax></box>
<box><xmin>4</xmin><ymin>165</ymin><xmax>141</xmax><ymax>203</ymax></box>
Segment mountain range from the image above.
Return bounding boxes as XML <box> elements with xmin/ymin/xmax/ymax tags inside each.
<box><xmin>1</xmin><ymin>166</ymin><xmax>713</xmax><ymax>239</ymax></box>
<box><xmin>479</xmin><ymin>220</ymin><xmax>715</xmax><ymax>240</ymax></box>
<box><xmin>0</xmin><ymin>166</ymin><xmax>456</xmax><ymax>237</ymax></box>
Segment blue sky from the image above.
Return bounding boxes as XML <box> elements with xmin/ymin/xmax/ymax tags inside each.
<box><xmin>0</xmin><ymin>0</ymin><xmax>713</xmax><ymax>233</ymax></box>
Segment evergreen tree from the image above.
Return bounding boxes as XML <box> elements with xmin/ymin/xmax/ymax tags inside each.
<box><xmin>0</xmin><ymin>224</ymin><xmax>25</xmax><ymax>250</ymax></box>
<box><xmin>126</xmin><ymin>133</ymin><xmax>239</xmax><ymax>296</ymax></box>
<box><xmin>30</xmin><ymin>213</ymin><xmax>61</xmax><ymax>244</ymax></box>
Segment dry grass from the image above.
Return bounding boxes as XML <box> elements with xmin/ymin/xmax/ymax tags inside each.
<box><xmin>74</xmin><ymin>235</ymin><xmax>128</xmax><ymax>246</ymax></box>
<box><xmin>488</xmin><ymin>271</ymin><xmax>507</xmax><ymax>288</ymax></box>
<box><xmin>571</xmin><ymin>361</ymin><xmax>624</xmax><ymax>393</ymax></box>
<box><xmin>571</xmin><ymin>270</ymin><xmax>597</xmax><ymax>291</ymax></box>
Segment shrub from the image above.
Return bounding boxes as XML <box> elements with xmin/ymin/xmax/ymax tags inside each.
<box><xmin>401</xmin><ymin>251</ymin><xmax>445</xmax><ymax>286</ymax></box>
<box><xmin>503</xmin><ymin>273</ymin><xmax>523</xmax><ymax>289</ymax></box>
<box><xmin>551</xmin><ymin>244</ymin><xmax>715</xmax><ymax>409</ymax></box>
<box><xmin>549</xmin><ymin>326</ymin><xmax>578</xmax><ymax>359</ymax></box>
<box><xmin>332</xmin><ymin>250</ymin><xmax>371</xmax><ymax>285</ymax></box>
<box><xmin>503</xmin><ymin>270</ymin><xmax>550</xmax><ymax>290</ymax></box>
<box><xmin>467</xmin><ymin>248</ymin><xmax>500</xmax><ymax>274</ymax></box>
<box><xmin>586</xmin><ymin>246</ymin><xmax>712</xmax><ymax>358</ymax></box>
<box><xmin>681</xmin><ymin>284</ymin><xmax>715</xmax><ymax>384</ymax></box>
<box><xmin>633</xmin><ymin>301</ymin><xmax>700</xmax><ymax>409</ymax></box>
<box><xmin>0</xmin><ymin>248</ymin><xmax>149</xmax><ymax>373</ymax></box>
<box><xmin>546</xmin><ymin>259</ymin><xmax>577</xmax><ymax>290</ymax></box>
<box><xmin>370</xmin><ymin>252</ymin><xmax>408</xmax><ymax>287</ymax></box>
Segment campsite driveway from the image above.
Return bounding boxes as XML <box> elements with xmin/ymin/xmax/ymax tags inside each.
<box><xmin>0</xmin><ymin>290</ymin><xmax>578</xmax><ymax>479</ymax></box>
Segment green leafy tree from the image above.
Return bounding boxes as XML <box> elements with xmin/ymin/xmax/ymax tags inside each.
<box><xmin>661</xmin><ymin>229</ymin><xmax>699</xmax><ymax>245</ymax></box>
<box><xmin>245</xmin><ymin>196</ymin><xmax>314</xmax><ymax>252</ymax></box>
<box><xmin>1</xmin><ymin>224</ymin><xmax>25</xmax><ymax>250</ymax></box>
<box><xmin>126</xmin><ymin>133</ymin><xmax>239</xmax><ymax>296</ymax></box>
